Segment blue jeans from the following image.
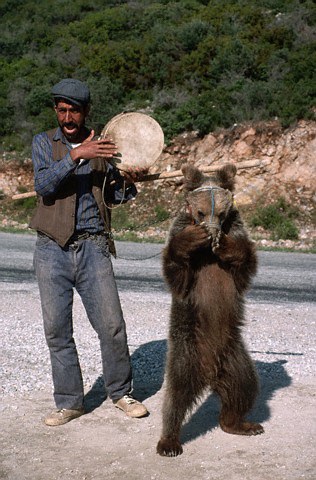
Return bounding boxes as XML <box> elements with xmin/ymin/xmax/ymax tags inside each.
<box><xmin>33</xmin><ymin>233</ymin><xmax>132</xmax><ymax>409</ymax></box>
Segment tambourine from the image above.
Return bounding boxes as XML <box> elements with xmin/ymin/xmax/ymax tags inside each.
<box><xmin>100</xmin><ymin>112</ymin><xmax>165</xmax><ymax>171</ymax></box>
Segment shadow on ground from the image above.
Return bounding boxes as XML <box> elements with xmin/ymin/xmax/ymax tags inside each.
<box><xmin>84</xmin><ymin>340</ymin><xmax>292</xmax><ymax>445</ymax></box>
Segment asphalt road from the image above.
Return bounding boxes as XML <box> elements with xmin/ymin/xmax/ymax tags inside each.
<box><xmin>0</xmin><ymin>231</ymin><xmax>315</xmax><ymax>303</ymax></box>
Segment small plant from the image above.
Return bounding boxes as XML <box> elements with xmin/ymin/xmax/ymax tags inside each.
<box><xmin>14</xmin><ymin>196</ymin><xmax>37</xmax><ymax>210</ymax></box>
<box><xmin>250</xmin><ymin>197</ymin><xmax>299</xmax><ymax>240</ymax></box>
<box><xmin>271</xmin><ymin>218</ymin><xmax>299</xmax><ymax>241</ymax></box>
<box><xmin>111</xmin><ymin>205</ymin><xmax>137</xmax><ymax>231</ymax></box>
<box><xmin>154</xmin><ymin>205</ymin><xmax>169</xmax><ymax>222</ymax></box>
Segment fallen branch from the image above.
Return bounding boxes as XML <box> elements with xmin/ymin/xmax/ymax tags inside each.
<box><xmin>141</xmin><ymin>159</ymin><xmax>264</xmax><ymax>182</ymax></box>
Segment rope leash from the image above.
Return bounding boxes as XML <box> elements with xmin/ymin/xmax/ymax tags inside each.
<box><xmin>101</xmin><ymin>170</ymin><xmax>127</xmax><ymax>210</ymax></box>
<box><xmin>116</xmin><ymin>250</ymin><xmax>162</xmax><ymax>261</ymax></box>
<box><xmin>101</xmin><ymin>171</ymin><xmax>169</xmax><ymax>260</ymax></box>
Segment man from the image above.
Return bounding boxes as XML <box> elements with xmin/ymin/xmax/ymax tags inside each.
<box><xmin>30</xmin><ymin>78</ymin><xmax>148</xmax><ymax>426</ymax></box>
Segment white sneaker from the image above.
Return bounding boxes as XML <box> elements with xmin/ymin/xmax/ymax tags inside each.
<box><xmin>114</xmin><ymin>395</ymin><xmax>148</xmax><ymax>418</ymax></box>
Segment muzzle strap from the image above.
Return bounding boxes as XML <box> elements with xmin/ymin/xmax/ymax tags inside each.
<box><xmin>192</xmin><ymin>186</ymin><xmax>224</xmax><ymax>228</ymax></box>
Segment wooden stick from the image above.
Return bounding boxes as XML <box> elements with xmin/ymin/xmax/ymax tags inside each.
<box><xmin>12</xmin><ymin>191</ymin><xmax>38</xmax><ymax>200</ymax></box>
<box><xmin>141</xmin><ymin>159</ymin><xmax>263</xmax><ymax>182</ymax></box>
<box><xmin>11</xmin><ymin>159</ymin><xmax>264</xmax><ymax>200</ymax></box>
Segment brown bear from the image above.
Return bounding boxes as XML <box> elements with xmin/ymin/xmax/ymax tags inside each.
<box><xmin>157</xmin><ymin>163</ymin><xmax>264</xmax><ymax>457</ymax></box>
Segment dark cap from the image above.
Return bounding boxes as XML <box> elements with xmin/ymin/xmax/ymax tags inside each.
<box><xmin>51</xmin><ymin>78</ymin><xmax>90</xmax><ymax>106</ymax></box>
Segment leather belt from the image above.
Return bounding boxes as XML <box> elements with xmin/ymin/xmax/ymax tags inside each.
<box><xmin>70</xmin><ymin>231</ymin><xmax>106</xmax><ymax>242</ymax></box>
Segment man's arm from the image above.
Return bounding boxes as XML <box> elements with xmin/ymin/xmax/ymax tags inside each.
<box><xmin>32</xmin><ymin>132</ymin><xmax>77</xmax><ymax>197</ymax></box>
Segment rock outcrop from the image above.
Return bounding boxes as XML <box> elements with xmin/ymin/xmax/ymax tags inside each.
<box><xmin>152</xmin><ymin>119</ymin><xmax>315</xmax><ymax>218</ymax></box>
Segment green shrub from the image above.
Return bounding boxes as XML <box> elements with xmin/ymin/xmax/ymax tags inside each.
<box><xmin>111</xmin><ymin>205</ymin><xmax>136</xmax><ymax>231</ymax></box>
<box><xmin>14</xmin><ymin>196</ymin><xmax>37</xmax><ymax>210</ymax></box>
<box><xmin>250</xmin><ymin>197</ymin><xmax>299</xmax><ymax>240</ymax></box>
<box><xmin>272</xmin><ymin>218</ymin><xmax>299</xmax><ymax>241</ymax></box>
<box><xmin>154</xmin><ymin>205</ymin><xmax>169</xmax><ymax>222</ymax></box>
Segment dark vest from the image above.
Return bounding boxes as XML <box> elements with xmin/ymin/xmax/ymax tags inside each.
<box><xmin>29</xmin><ymin>128</ymin><xmax>116</xmax><ymax>255</ymax></box>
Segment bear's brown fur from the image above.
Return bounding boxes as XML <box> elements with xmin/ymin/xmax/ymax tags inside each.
<box><xmin>157</xmin><ymin>163</ymin><xmax>264</xmax><ymax>457</ymax></box>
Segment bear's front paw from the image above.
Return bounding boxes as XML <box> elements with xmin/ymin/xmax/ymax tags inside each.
<box><xmin>157</xmin><ymin>437</ymin><xmax>183</xmax><ymax>457</ymax></box>
<box><xmin>171</xmin><ymin>225</ymin><xmax>210</xmax><ymax>258</ymax></box>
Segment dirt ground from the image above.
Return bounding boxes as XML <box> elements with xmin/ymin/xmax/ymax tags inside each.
<box><xmin>1</xmin><ymin>374</ymin><xmax>315</xmax><ymax>480</ymax></box>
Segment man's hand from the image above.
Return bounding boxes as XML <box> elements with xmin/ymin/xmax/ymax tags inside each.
<box><xmin>70</xmin><ymin>130</ymin><xmax>118</xmax><ymax>164</ymax></box>
<box><xmin>119</xmin><ymin>167</ymin><xmax>149</xmax><ymax>185</ymax></box>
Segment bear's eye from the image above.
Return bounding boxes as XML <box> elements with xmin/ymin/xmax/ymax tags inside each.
<box><xmin>197</xmin><ymin>210</ymin><xmax>205</xmax><ymax>219</ymax></box>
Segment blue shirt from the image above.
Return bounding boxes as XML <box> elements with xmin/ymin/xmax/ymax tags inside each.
<box><xmin>32</xmin><ymin>128</ymin><xmax>137</xmax><ymax>233</ymax></box>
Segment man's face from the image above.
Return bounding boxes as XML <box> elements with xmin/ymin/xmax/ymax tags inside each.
<box><xmin>54</xmin><ymin>101</ymin><xmax>88</xmax><ymax>141</ymax></box>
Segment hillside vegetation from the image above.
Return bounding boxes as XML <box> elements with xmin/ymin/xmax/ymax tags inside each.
<box><xmin>0</xmin><ymin>0</ymin><xmax>315</xmax><ymax>151</ymax></box>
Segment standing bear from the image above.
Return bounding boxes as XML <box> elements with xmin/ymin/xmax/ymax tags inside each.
<box><xmin>157</xmin><ymin>163</ymin><xmax>264</xmax><ymax>457</ymax></box>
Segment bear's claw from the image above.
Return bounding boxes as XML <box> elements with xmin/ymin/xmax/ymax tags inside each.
<box><xmin>157</xmin><ymin>438</ymin><xmax>183</xmax><ymax>457</ymax></box>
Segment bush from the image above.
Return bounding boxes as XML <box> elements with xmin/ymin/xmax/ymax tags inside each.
<box><xmin>250</xmin><ymin>197</ymin><xmax>299</xmax><ymax>240</ymax></box>
<box><xmin>14</xmin><ymin>196</ymin><xmax>37</xmax><ymax>211</ymax></box>
<box><xmin>111</xmin><ymin>205</ymin><xmax>136</xmax><ymax>231</ymax></box>
<box><xmin>272</xmin><ymin>218</ymin><xmax>299</xmax><ymax>241</ymax></box>
<box><xmin>154</xmin><ymin>205</ymin><xmax>169</xmax><ymax>222</ymax></box>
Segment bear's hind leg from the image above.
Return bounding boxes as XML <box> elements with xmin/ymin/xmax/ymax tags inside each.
<box><xmin>214</xmin><ymin>344</ymin><xmax>264</xmax><ymax>436</ymax></box>
<box><xmin>157</xmin><ymin>356</ymin><xmax>203</xmax><ymax>456</ymax></box>
<box><xmin>157</xmin><ymin>382</ymin><xmax>199</xmax><ymax>456</ymax></box>
<box><xmin>220</xmin><ymin>410</ymin><xmax>264</xmax><ymax>436</ymax></box>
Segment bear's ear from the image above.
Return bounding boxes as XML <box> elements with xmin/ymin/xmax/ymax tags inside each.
<box><xmin>181</xmin><ymin>163</ymin><xmax>204</xmax><ymax>191</ymax></box>
<box><xmin>215</xmin><ymin>163</ymin><xmax>237</xmax><ymax>191</ymax></box>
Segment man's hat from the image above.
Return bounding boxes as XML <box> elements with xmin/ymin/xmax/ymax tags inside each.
<box><xmin>51</xmin><ymin>79</ymin><xmax>90</xmax><ymax>106</ymax></box>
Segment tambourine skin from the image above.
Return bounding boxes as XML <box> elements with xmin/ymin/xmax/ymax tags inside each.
<box><xmin>100</xmin><ymin>112</ymin><xmax>164</xmax><ymax>171</ymax></box>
